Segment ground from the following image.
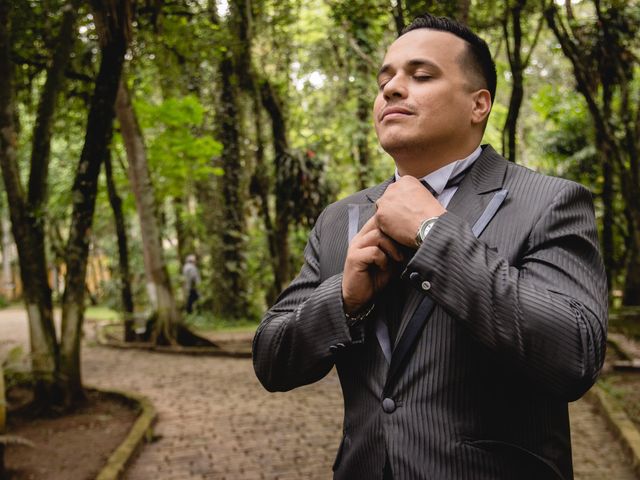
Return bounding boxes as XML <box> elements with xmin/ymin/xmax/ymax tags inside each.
<box><xmin>1</xmin><ymin>308</ymin><xmax>638</xmax><ymax>479</ymax></box>
<box><xmin>4</xmin><ymin>390</ymin><xmax>137</xmax><ymax>480</ymax></box>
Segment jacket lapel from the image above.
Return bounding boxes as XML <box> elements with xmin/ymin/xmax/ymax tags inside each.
<box><xmin>391</xmin><ymin>146</ymin><xmax>508</xmax><ymax>350</ymax></box>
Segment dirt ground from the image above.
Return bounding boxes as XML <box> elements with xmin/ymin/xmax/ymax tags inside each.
<box><xmin>3</xmin><ymin>389</ymin><xmax>137</xmax><ymax>480</ymax></box>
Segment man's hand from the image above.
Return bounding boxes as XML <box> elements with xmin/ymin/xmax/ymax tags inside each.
<box><xmin>375</xmin><ymin>175</ymin><xmax>446</xmax><ymax>247</ymax></box>
<box><xmin>342</xmin><ymin>216</ymin><xmax>404</xmax><ymax>315</ymax></box>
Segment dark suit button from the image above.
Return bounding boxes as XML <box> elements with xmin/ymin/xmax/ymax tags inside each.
<box><xmin>382</xmin><ymin>397</ymin><xmax>396</xmax><ymax>413</ymax></box>
<box><xmin>336</xmin><ymin>342</ymin><xmax>346</xmax><ymax>349</ymax></box>
<box><xmin>409</xmin><ymin>272</ymin><xmax>421</xmax><ymax>284</ymax></box>
<box><xmin>329</xmin><ymin>345</ymin><xmax>338</xmax><ymax>354</ymax></box>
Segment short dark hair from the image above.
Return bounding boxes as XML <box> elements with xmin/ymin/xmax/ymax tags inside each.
<box><xmin>402</xmin><ymin>13</ymin><xmax>497</xmax><ymax>102</ymax></box>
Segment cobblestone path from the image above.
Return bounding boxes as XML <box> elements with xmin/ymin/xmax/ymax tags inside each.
<box><xmin>1</xmin><ymin>308</ymin><xmax>637</xmax><ymax>479</ymax></box>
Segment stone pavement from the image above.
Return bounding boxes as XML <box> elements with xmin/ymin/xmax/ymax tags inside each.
<box><xmin>0</xmin><ymin>308</ymin><xmax>637</xmax><ymax>479</ymax></box>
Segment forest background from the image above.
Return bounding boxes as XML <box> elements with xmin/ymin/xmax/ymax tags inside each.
<box><xmin>0</xmin><ymin>0</ymin><xmax>639</xmax><ymax>409</ymax></box>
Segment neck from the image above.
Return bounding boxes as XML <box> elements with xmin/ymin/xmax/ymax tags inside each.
<box><xmin>393</xmin><ymin>139</ymin><xmax>480</xmax><ymax>178</ymax></box>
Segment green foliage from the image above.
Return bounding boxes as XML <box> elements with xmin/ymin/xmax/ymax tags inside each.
<box><xmin>529</xmin><ymin>84</ymin><xmax>596</xmax><ymax>181</ymax></box>
<box><xmin>135</xmin><ymin>95</ymin><xmax>223</xmax><ymax>199</ymax></box>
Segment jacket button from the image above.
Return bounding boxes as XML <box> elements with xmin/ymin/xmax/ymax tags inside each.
<box><xmin>382</xmin><ymin>397</ymin><xmax>396</xmax><ymax>413</ymax></box>
<box><xmin>421</xmin><ymin>280</ymin><xmax>431</xmax><ymax>291</ymax></box>
<box><xmin>329</xmin><ymin>345</ymin><xmax>338</xmax><ymax>354</ymax></box>
<box><xmin>409</xmin><ymin>271</ymin><xmax>421</xmax><ymax>284</ymax></box>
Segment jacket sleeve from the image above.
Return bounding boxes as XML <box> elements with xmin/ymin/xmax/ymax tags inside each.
<box><xmin>252</xmin><ymin>208</ymin><xmax>364</xmax><ymax>392</ymax></box>
<box><xmin>404</xmin><ymin>182</ymin><xmax>608</xmax><ymax>401</ymax></box>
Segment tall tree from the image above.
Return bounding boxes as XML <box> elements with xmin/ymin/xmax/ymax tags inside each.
<box><xmin>115</xmin><ymin>80</ymin><xmax>181</xmax><ymax>343</ymax></box>
<box><xmin>59</xmin><ymin>0</ymin><xmax>133</xmax><ymax>405</ymax></box>
<box><xmin>208</xmin><ymin>0</ymin><xmax>250</xmax><ymax>319</ymax></box>
<box><xmin>545</xmin><ymin>0</ymin><xmax>640</xmax><ymax>304</ymax></box>
<box><xmin>501</xmin><ymin>0</ymin><xmax>542</xmax><ymax>163</ymax></box>
<box><xmin>104</xmin><ymin>148</ymin><xmax>135</xmax><ymax>341</ymax></box>
<box><xmin>0</xmin><ymin>0</ymin><xmax>79</xmax><ymax>409</ymax></box>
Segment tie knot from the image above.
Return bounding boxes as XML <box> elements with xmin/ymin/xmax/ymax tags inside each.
<box><xmin>420</xmin><ymin>180</ymin><xmax>437</xmax><ymax>196</ymax></box>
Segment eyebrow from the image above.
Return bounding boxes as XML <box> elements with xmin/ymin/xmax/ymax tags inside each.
<box><xmin>377</xmin><ymin>58</ymin><xmax>441</xmax><ymax>80</ymax></box>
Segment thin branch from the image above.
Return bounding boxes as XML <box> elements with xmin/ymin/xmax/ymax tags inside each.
<box><xmin>346</xmin><ymin>33</ymin><xmax>377</xmax><ymax>71</ymax></box>
<box><xmin>522</xmin><ymin>13</ymin><xmax>544</xmax><ymax>68</ymax></box>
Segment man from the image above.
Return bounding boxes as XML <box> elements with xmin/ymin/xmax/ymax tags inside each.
<box><xmin>182</xmin><ymin>254</ymin><xmax>200</xmax><ymax>314</ymax></box>
<box><xmin>253</xmin><ymin>13</ymin><xmax>607</xmax><ymax>480</ymax></box>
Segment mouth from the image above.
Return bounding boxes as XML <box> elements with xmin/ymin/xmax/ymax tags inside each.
<box><xmin>381</xmin><ymin>107</ymin><xmax>414</xmax><ymax>121</ymax></box>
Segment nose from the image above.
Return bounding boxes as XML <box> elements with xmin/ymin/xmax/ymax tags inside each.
<box><xmin>382</xmin><ymin>73</ymin><xmax>407</xmax><ymax>100</ymax></box>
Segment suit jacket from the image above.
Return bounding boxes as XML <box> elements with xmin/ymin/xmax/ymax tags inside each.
<box><xmin>252</xmin><ymin>146</ymin><xmax>608</xmax><ymax>480</ymax></box>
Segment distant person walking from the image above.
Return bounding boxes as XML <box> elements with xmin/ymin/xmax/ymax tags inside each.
<box><xmin>182</xmin><ymin>254</ymin><xmax>200</xmax><ymax>314</ymax></box>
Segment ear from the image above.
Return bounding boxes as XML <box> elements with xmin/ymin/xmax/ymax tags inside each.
<box><xmin>470</xmin><ymin>89</ymin><xmax>492</xmax><ymax>125</ymax></box>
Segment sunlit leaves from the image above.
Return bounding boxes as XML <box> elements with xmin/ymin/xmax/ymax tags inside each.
<box><xmin>134</xmin><ymin>95</ymin><xmax>223</xmax><ymax>199</ymax></box>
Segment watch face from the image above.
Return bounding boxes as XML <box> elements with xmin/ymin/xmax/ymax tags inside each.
<box><xmin>416</xmin><ymin>217</ymin><xmax>438</xmax><ymax>246</ymax></box>
<box><xmin>420</xmin><ymin>218</ymin><xmax>437</xmax><ymax>239</ymax></box>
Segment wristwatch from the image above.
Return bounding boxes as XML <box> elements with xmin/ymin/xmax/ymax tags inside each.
<box><xmin>415</xmin><ymin>216</ymin><xmax>440</xmax><ymax>247</ymax></box>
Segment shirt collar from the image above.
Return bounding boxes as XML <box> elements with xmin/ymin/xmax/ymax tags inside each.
<box><xmin>394</xmin><ymin>145</ymin><xmax>483</xmax><ymax>196</ymax></box>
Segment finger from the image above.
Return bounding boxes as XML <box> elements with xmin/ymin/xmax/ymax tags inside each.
<box><xmin>355</xmin><ymin>215</ymin><xmax>378</xmax><ymax>238</ymax></box>
<box><xmin>351</xmin><ymin>246</ymin><xmax>390</xmax><ymax>271</ymax></box>
<box><xmin>369</xmin><ymin>247</ymin><xmax>390</xmax><ymax>271</ymax></box>
<box><xmin>356</xmin><ymin>229</ymin><xmax>404</xmax><ymax>262</ymax></box>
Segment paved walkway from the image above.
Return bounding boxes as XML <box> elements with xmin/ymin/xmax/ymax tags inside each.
<box><xmin>0</xmin><ymin>308</ymin><xmax>637</xmax><ymax>479</ymax></box>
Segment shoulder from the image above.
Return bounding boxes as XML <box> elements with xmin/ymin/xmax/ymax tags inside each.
<box><xmin>506</xmin><ymin>160</ymin><xmax>592</xmax><ymax>207</ymax></box>
<box><xmin>480</xmin><ymin>145</ymin><xmax>591</xmax><ymax>200</ymax></box>
<box><xmin>313</xmin><ymin>178</ymin><xmax>393</xmax><ymax>231</ymax></box>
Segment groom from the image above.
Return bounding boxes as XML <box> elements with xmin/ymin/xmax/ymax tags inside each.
<box><xmin>253</xmin><ymin>13</ymin><xmax>607</xmax><ymax>480</ymax></box>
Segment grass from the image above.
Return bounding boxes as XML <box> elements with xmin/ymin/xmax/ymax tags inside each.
<box><xmin>599</xmin><ymin>374</ymin><xmax>640</xmax><ymax>431</ymax></box>
<box><xmin>185</xmin><ymin>312</ymin><xmax>259</xmax><ymax>333</ymax></box>
<box><xmin>600</xmin><ymin>307</ymin><xmax>640</xmax><ymax>432</ymax></box>
<box><xmin>83</xmin><ymin>305</ymin><xmax>259</xmax><ymax>333</ymax></box>
<box><xmin>85</xmin><ymin>306</ymin><xmax>122</xmax><ymax>322</ymax></box>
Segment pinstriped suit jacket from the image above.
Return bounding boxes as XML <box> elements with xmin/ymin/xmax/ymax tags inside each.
<box><xmin>252</xmin><ymin>145</ymin><xmax>608</xmax><ymax>480</ymax></box>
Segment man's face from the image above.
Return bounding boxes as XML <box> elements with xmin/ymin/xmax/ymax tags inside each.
<box><xmin>373</xmin><ymin>29</ymin><xmax>478</xmax><ymax>159</ymax></box>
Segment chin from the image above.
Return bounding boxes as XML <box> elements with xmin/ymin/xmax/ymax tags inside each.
<box><xmin>379</xmin><ymin>137</ymin><xmax>417</xmax><ymax>156</ymax></box>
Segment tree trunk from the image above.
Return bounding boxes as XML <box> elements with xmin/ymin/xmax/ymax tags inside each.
<box><xmin>215</xmin><ymin>48</ymin><xmax>250</xmax><ymax>319</ymax></box>
<box><xmin>598</xmin><ymin>134</ymin><xmax>615</xmax><ymax>291</ymax></box>
<box><xmin>230</xmin><ymin>0</ymin><xmax>280</xmax><ymax>303</ymax></box>
<box><xmin>104</xmin><ymin>149</ymin><xmax>135</xmax><ymax>340</ymax></box>
<box><xmin>59</xmin><ymin>0</ymin><xmax>131</xmax><ymax>407</ymax></box>
<box><xmin>28</xmin><ymin>0</ymin><xmax>79</xmax><ymax>209</ymax></box>
<box><xmin>392</xmin><ymin>0</ymin><xmax>405</xmax><ymax>36</ymax></box>
<box><xmin>502</xmin><ymin>0</ymin><xmax>526</xmax><ymax>164</ymax></box>
<box><xmin>260</xmin><ymin>80</ymin><xmax>293</xmax><ymax>288</ymax></box>
<box><xmin>173</xmin><ymin>195</ymin><xmax>193</xmax><ymax>265</ymax></box>
<box><xmin>115</xmin><ymin>80</ymin><xmax>180</xmax><ymax>343</ymax></box>
<box><xmin>1</xmin><ymin>209</ymin><xmax>15</xmax><ymax>299</ymax></box>
<box><xmin>0</xmin><ymin>0</ymin><xmax>61</xmax><ymax>409</ymax></box>
<box><xmin>356</xmin><ymin>94</ymin><xmax>371</xmax><ymax>190</ymax></box>
<box><xmin>250</xmin><ymin>91</ymin><xmax>281</xmax><ymax>303</ymax></box>
<box><xmin>457</xmin><ymin>0</ymin><xmax>471</xmax><ymax>24</ymax></box>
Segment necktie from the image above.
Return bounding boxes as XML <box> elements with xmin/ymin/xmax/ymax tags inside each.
<box><xmin>387</xmin><ymin>162</ymin><xmax>475</xmax><ymax>344</ymax></box>
<box><xmin>420</xmin><ymin>163</ymin><xmax>472</xmax><ymax>197</ymax></box>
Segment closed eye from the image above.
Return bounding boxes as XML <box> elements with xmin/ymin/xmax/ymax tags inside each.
<box><xmin>378</xmin><ymin>79</ymin><xmax>391</xmax><ymax>90</ymax></box>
